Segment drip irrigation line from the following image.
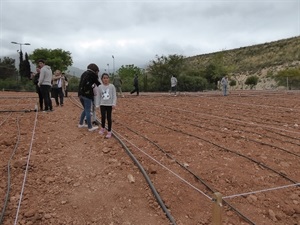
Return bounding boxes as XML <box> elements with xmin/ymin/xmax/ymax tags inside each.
<box><xmin>151</xmin><ymin>110</ymin><xmax>300</xmax><ymax>158</ymax></box>
<box><xmin>14</xmin><ymin>109</ymin><xmax>38</xmax><ymax>225</ymax></box>
<box><xmin>0</xmin><ymin>96</ymin><xmax>38</xmax><ymax>99</ymax></box>
<box><xmin>117</xmin><ymin>122</ymin><xmax>256</xmax><ymax>225</ymax></box>
<box><xmin>143</xmin><ymin>101</ymin><xmax>300</xmax><ymax>136</ymax></box>
<box><xmin>0</xmin><ymin>112</ymin><xmax>12</xmax><ymax>126</ymax></box>
<box><xmin>0</xmin><ymin>109</ymin><xmax>36</xmax><ymax>113</ymax></box>
<box><xmin>264</xmin><ymin>127</ymin><xmax>300</xmax><ymax>142</ymax></box>
<box><xmin>125</xmin><ymin>109</ymin><xmax>299</xmax><ymax>183</ymax></box>
<box><xmin>181</xmin><ymin>116</ymin><xmax>300</xmax><ymax>158</ymax></box>
<box><xmin>116</xmin><ymin>129</ymin><xmax>213</xmax><ymax>200</ymax></box>
<box><xmin>149</xmin><ymin>119</ymin><xmax>299</xmax><ymax>184</ymax></box>
<box><xmin>101</xmin><ymin>124</ymin><xmax>177</xmax><ymax>225</ymax></box>
<box><xmin>0</xmin><ymin>117</ymin><xmax>21</xmax><ymax>225</ymax></box>
<box><xmin>224</xmin><ymin>183</ymin><xmax>300</xmax><ymax>199</ymax></box>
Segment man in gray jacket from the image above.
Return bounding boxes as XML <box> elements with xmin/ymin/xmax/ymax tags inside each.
<box><xmin>221</xmin><ymin>75</ymin><xmax>229</xmax><ymax>96</ymax></box>
<box><xmin>38</xmin><ymin>59</ymin><xmax>53</xmax><ymax>111</ymax></box>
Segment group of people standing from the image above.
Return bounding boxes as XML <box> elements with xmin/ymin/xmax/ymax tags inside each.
<box><xmin>33</xmin><ymin>59</ymin><xmax>69</xmax><ymax>112</ymax></box>
<box><xmin>34</xmin><ymin>59</ymin><xmax>229</xmax><ymax>141</ymax></box>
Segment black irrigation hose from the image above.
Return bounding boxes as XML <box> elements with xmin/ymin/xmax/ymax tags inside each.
<box><xmin>148</xmin><ymin>119</ymin><xmax>299</xmax><ymax>184</ymax></box>
<box><xmin>111</xmin><ymin>129</ymin><xmax>177</xmax><ymax>225</ymax></box>
<box><xmin>0</xmin><ymin>96</ymin><xmax>38</xmax><ymax>99</ymax></box>
<box><xmin>0</xmin><ymin>117</ymin><xmax>21</xmax><ymax>225</ymax></box>
<box><xmin>154</xmin><ymin>111</ymin><xmax>300</xmax><ymax>158</ymax></box>
<box><xmin>69</xmin><ymin>96</ymin><xmax>177</xmax><ymax>225</ymax></box>
<box><xmin>183</xmin><ymin>119</ymin><xmax>300</xmax><ymax>158</ymax></box>
<box><xmin>0</xmin><ymin>109</ymin><xmax>35</xmax><ymax>113</ymax></box>
<box><xmin>117</xmin><ymin>122</ymin><xmax>257</xmax><ymax>225</ymax></box>
<box><xmin>264</xmin><ymin>127</ymin><xmax>300</xmax><ymax>142</ymax></box>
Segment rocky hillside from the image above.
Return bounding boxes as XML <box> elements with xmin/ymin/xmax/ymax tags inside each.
<box><xmin>186</xmin><ymin>36</ymin><xmax>300</xmax><ymax>90</ymax></box>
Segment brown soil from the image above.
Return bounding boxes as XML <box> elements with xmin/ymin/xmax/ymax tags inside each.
<box><xmin>0</xmin><ymin>90</ymin><xmax>299</xmax><ymax>225</ymax></box>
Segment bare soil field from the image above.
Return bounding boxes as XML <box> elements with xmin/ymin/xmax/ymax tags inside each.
<box><xmin>0</xmin><ymin>90</ymin><xmax>299</xmax><ymax>225</ymax></box>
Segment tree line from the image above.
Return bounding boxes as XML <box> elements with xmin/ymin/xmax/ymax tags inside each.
<box><xmin>1</xmin><ymin>48</ymin><xmax>299</xmax><ymax>92</ymax></box>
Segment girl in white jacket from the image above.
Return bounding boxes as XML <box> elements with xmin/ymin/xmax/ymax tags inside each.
<box><xmin>95</xmin><ymin>73</ymin><xmax>117</xmax><ymax>138</ymax></box>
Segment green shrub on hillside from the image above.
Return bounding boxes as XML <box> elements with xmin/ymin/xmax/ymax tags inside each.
<box><xmin>245</xmin><ymin>76</ymin><xmax>259</xmax><ymax>89</ymax></box>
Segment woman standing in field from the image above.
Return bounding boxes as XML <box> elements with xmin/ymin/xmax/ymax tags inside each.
<box><xmin>95</xmin><ymin>73</ymin><xmax>117</xmax><ymax>139</ymax></box>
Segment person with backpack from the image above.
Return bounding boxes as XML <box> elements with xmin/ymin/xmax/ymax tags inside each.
<box><xmin>78</xmin><ymin>63</ymin><xmax>101</xmax><ymax>131</ymax></box>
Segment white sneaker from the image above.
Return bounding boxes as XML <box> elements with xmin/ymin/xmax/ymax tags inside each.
<box><xmin>88</xmin><ymin>126</ymin><xmax>99</xmax><ymax>132</ymax></box>
<box><xmin>78</xmin><ymin>124</ymin><xmax>88</xmax><ymax>128</ymax></box>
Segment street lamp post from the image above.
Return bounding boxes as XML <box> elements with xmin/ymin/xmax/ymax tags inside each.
<box><xmin>112</xmin><ymin>55</ymin><xmax>115</xmax><ymax>78</ymax></box>
<box><xmin>107</xmin><ymin>63</ymin><xmax>110</xmax><ymax>76</ymax></box>
<box><xmin>11</xmin><ymin>41</ymin><xmax>31</xmax><ymax>81</ymax></box>
<box><xmin>11</xmin><ymin>41</ymin><xmax>30</xmax><ymax>52</ymax></box>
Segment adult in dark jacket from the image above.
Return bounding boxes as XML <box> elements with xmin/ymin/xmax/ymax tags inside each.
<box><xmin>130</xmin><ymin>74</ymin><xmax>139</xmax><ymax>96</ymax></box>
<box><xmin>78</xmin><ymin>63</ymin><xmax>101</xmax><ymax>131</ymax></box>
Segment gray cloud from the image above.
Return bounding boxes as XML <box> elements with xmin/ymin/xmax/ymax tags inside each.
<box><xmin>1</xmin><ymin>0</ymin><xmax>299</xmax><ymax>71</ymax></box>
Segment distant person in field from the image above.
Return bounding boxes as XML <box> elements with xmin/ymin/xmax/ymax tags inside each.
<box><xmin>130</xmin><ymin>74</ymin><xmax>139</xmax><ymax>96</ymax></box>
<box><xmin>170</xmin><ymin>75</ymin><xmax>178</xmax><ymax>96</ymax></box>
<box><xmin>37</xmin><ymin>59</ymin><xmax>53</xmax><ymax>112</ymax></box>
<box><xmin>96</xmin><ymin>73</ymin><xmax>117</xmax><ymax>139</ymax></box>
<box><xmin>221</xmin><ymin>75</ymin><xmax>229</xmax><ymax>96</ymax></box>
<box><xmin>33</xmin><ymin>67</ymin><xmax>43</xmax><ymax>111</ymax></box>
<box><xmin>113</xmin><ymin>75</ymin><xmax>124</xmax><ymax>97</ymax></box>
<box><xmin>78</xmin><ymin>63</ymin><xmax>101</xmax><ymax>132</ymax></box>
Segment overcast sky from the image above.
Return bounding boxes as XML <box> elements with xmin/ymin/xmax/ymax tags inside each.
<box><xmin>1</xmin><ymin>0</ymin><xmax>299</xmax><ymax>72</ymax></box>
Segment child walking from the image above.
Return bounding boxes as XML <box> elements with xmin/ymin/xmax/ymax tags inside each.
<box><xmin>95</xmin><ymin>73</ymin><xmax>117</xmax><ymax>138</ymax></box>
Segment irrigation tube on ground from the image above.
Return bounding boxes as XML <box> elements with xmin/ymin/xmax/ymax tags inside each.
<box><xmin>109</xmin><ymin>127</ymin><xmax>177</xmax><ymax>225</ymax></box>
<box><xmin>0</xmin><ymin>109</ymin><xmax>35</xmax><ymax>113</ymax></box>
<box><xmin>73</xmin><ymin>97</ymin><xmax>177</xmax><ymax>224</ymax></box>
<box><xmin>14</xmin><ymin>109</ymin><xmax>39</xmax><ymax>225</ymax></box>
<box><xmin>0</xmin><ymin>117</ymin><xmax>21</xmax><ymax>225</ymax></box>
